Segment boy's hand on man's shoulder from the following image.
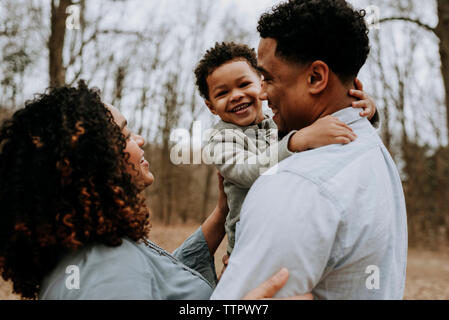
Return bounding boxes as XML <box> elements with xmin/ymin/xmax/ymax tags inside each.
<box><xmin>288</xmin><ymin>115</ymin><xmax>357</xmax><ymax>152</ymax></box>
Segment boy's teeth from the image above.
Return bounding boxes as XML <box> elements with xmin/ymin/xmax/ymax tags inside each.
<box><xmin>232</xmin><ymin>103</ymin><xmax>250</xmax><ymax>112</ymax></box>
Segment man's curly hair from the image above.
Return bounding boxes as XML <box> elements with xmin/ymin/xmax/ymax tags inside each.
<box><xmin>195</xmin><ymin>42</ymin><xmax>260</xmax><ymax>100</ymax></box>
<box><xmin>257</xmin><ymin>0</ymin><xmax>370</xmax><ymax>83</ymax></box>
<box><xmin>0</xmin><ymin>81</ymin><xmax>150</xmax><ymax>299</ymax></box>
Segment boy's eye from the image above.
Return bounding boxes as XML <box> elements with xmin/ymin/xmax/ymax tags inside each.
<box><xmin>216</xmin><ymin>91</ymin><xmax>227</xmax><ymax>98</ymax></box>
<box><xmin>124</xmin><ymin>133</ymin><xmax>131</xmax><ymax>140</ymax></box>
<box><xmin>240</xmin><ymin>82</ymin><xmax>251</xmax><ymax>88</ymax></box>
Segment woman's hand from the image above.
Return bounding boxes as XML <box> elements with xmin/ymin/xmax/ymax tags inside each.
<box><xmin>216</xmin><ymin>172</ymin><xmax>229</xmax><ymax>216</ymax></box>
<box><xmin>242</xmin><ymin>268</ymin><xmax>313</xmax><ymax>300</ymax></box>
<box><xmin>201</xmin><ymin>171</ymin><xmax>228</xmax><ymax>257</ymax></box>
<box><xmin>350</xmin><ymin>78</ymin><xmax>377</xmax><ymax>120</ymax></box>
<box><xmin>218</xmin><ymin>253</ymin><xmax>229</xmax><ymax>281</ymax></box>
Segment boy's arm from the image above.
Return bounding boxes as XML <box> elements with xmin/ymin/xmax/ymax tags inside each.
<box><xmin>288</xmin><ymin>115</ymin><xmax>357</xmax><ymax>152</ymax></box>
<box><xmin>207</xmin><ymin>116</ymin><xmax>357</xmax><ymax>189</ymax></box>
<box><xmin>206</xmin><ymin>129</ymin><xmax>296</xmax><ymax>189</ymax></box>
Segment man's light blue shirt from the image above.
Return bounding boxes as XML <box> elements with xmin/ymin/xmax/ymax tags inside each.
<box><xmin>211</xmin><ymin>107</ymin><xmax>408</xmax><ymax>300</ymax></box>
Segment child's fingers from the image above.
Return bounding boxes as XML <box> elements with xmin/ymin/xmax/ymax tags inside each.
<box><xmin>326</xmin><ymin>115</ymin><xmax>358</xmax><ymax>144</ymax></box>
<box><xmin>359</xmin><ymin>109</ymin><xmax>371</xmax><ymax>117</ymax></box>
<box><xmin>333</xmin><ymin>128</ymin><xmax>357</xmax><ymax>142</ymax></box>
<box><xmin>352</xmin><ymin>101</ymin><xmax>371</xmax><ymax>115</ymax></box>
<box><xmin>349</xmin><ymin>89</ymin><xmax>367</xmax><ymax>100</ymax></box>
<box><xmin>352</xmin><ymin>101</ymin><xmax>374</xmax><ymax>117</ymax></box>
<box><xmin>354</xmin><ymin>78</ymin><xmax>364</xmax><ymax>91</ymax></box>
<box><xmin>324</xmin><ymin>115</ymin><xmax>356</xmax><ymax>135</ymax></box>
<box><xmin>336</xmin><ymin>128</ymin><xmax>357</xmax><ymax>143</ymax></box>
<box><xmin>322</xmin><ymin>115</ymin><xmax>353</xmax><ymax>131</ymax></box>
<box><xmin>334</xmin><ymin>120</ymin><xmax>355</xmax><ymax>133</ymax></box>
<box><xmin>336</xmin><ymin>136</ymin><xmax>353</xmax><ymax>145</ymax></box>
<box><xmin>340</xmin><ymin>130</ymin><xmax>357</xmax><ymax>141</ymax></box>
<box><xmin>352</xmin><ymin>100</ymin><xmax>367</xmax><ymax>108</ymax></box>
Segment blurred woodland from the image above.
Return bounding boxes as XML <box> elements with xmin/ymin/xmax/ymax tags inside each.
<box><xmin>0</xmin><ymin>0</ymin><xmax>448</xmax><ymax>249</ymax></box>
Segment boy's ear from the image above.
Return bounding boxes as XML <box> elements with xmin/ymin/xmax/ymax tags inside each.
<box><xmin>205</xmin><ymin>100</ymin><xmax>217</xmax><ymax>115</ymax></box>
<box><xmin>307</xmin><ymin>60</ymin><xmax>329</xmax><ymax>95</ymax></box>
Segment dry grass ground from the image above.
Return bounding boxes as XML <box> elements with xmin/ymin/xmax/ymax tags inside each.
<box><xmin>1</xmin><ymin>223</ymin><xmax>448</xmax><ymax>300</ymax></box>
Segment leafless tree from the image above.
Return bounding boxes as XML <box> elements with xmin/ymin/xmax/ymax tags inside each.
<box><xmin>379</xmin><ymin>0</ymin><xmax>449</xmax><ymax>142</ymax></box>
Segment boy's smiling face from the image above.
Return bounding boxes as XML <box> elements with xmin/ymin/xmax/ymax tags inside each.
<box><xmin>206</xmin><ymin>59</ymin><xmax>265</xmax><ymax>127</ymax></box>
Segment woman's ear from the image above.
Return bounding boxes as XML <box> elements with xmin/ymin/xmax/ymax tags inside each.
<box><xmin>307</xmin><ymin>61</ymin><xmax>329</xmax><ymax>95</ymax></box>
<box><xmin>205</xmin><ymin>100</ymin><xmax>217</xmax><ymax>115</ymax></box>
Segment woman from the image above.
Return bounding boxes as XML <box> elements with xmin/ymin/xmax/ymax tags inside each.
<box><xmin>0</xmin><ymin>81</ymin><xmax>303</xmax><ymax>300</ymax></box>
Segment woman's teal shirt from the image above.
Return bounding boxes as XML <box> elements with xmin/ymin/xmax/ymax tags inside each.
<box><xmin>39</xmin><ymin>227</ymin><xmax>217</xmax><ymax>299</ymax></box>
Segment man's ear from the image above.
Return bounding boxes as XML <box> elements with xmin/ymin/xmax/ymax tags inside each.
<box><xmin>307</xmin><ymin>61</ymin><xmax>329</xmax><ymax>95</ymax></box>
<box><xmin>205</xmin><ymin>100</ymin><xmax>217</xmax><ymax>115</ymax></box>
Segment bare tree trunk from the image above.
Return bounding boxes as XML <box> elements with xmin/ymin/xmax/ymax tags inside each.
<box><xmin>165</xmin><ymin>167</ymin><xmax>173</xmax><ymax>225</ymax></box>
<box><xmin>380</xmin><ymin>0</ymin><xmax>449</xmax><ymax>142</ymax></box>
<box><xmin>111</xmin><ymin>65</ymin><xmax>126</xmax><ymax>109</ymax></box>
<box><xmin>436</xmin><ymin>0</ymin><xmax>449</xmax><ymax>141</ymax></box>
<box><xmin>160</xmin><ymin>72</ymin><xmax>181</xmax><ymax>225</ymax></box>
<box><xmin>160</xmin><ymin>123</ymin><xmax>170</xmax><ymax>224</ymax></box>
<box><xmin>48</xmin><ymin>0</ymin><xmax>72</xmax><ymax>87</ymax></box>
<box><xmin>371</xmin><ymin>31</ymin><xmax>393</xmax><ymax>152</ymax></box>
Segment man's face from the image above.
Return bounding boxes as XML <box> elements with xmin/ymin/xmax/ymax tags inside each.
<box><xmin>257</xmin><ymin>38</ymin><xmax>312</xmax><ymax>136</ymax></box>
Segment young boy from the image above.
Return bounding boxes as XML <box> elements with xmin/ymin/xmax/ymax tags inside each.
<box><xmin>194</xmin><ymin>42</ymin><xmax>377</xmax><ymax>257</ymax></box>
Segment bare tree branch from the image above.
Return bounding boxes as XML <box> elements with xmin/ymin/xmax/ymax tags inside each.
<box><xmin>96</xmin><ymin>29</ymin><xmax>153</xmax><ymax>41</ymax></box>
<box><xmin>379</xmin><ymin>17</ymin><xmax>436</xmax><ymax>35</ymax></box>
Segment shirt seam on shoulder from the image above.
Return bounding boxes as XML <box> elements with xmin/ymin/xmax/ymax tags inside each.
<box><xmin>279</xmin><ymin>141</ymin><xmax>384</xmax><ymax>264</ymax></box>
<box><xmin>274</xmin><ymin>169</ymin><xmax>346</xmax><ymax>261</ymax></box>
<box><xmin>282</xmin><ymin>155</ymin><xmax>374</xmax><ymax>262</ymax></box>
<box><xmin>280</xmin><ymin>140</ymin><xmax>380</xmax><ymax>195</ymax></box>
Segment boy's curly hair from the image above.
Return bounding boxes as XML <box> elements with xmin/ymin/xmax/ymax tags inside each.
<box><xmin>0</xmin><ymin>81</ymin><xmax>150</xmax><ymax>299</ymax></box>
<box><xmin>257</xmin><ymin>0</ymin><xmax>370</xmax><ymax>83</ymax></box>
<box><xmin>194</xmin><ymin>42</ymin><xmax>260</xmax><ymax>100</ymax></box>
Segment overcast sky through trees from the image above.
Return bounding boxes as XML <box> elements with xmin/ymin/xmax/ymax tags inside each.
<box><xmin>0</xmin><ymin>0</ymin><xmax>444</xmax><ymax>147</ymax></box>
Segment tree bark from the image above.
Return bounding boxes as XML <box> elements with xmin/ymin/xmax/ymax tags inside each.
<box><xmin>48</xmin><ymin>0</ymin><xmax>72</xmax><ymax>87</ymax></box>
<box><xmin>160</xmin><ymin>72</ymin><xmax>181</xmax><ymax>225</ymax></box>
<box><xmin>111</xmin><ymin>65</ymin><xmax>126</xmax><ymax>109</ymax></box>
<box><xmin>380</xmin><ymin>1</ymin><xmax>449</xmax><ymax>142</ymax></box>
<box><xmin>436</xmin><ymin>0</ymin><xmax>449</xmax><ymax>142</ymax></box>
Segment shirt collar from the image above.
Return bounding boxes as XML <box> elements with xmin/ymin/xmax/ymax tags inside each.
<box><xmin>257</xmin><ymin>115</ymin><xmax>274</xmax><ymax>130</ymax></box>
<box><xmin>331</xmin><ymin>107</ymin><xmax>363</xmax><ymax>125</ymax></box>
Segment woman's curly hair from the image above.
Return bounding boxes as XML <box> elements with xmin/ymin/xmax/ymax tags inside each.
<box><xmin>0</xmin><ymin>81</ymin><xmax>150</xmax><ymax>299</ymax></box>
<box><xmin>194</xmin><ymin>42</ymin><xmax>260</xmax><ymax>100</ymax></box>
<box><xmin>257</xmin><ymin>0</ymin><xmax>370</xmax><ymax>83</ymax></box>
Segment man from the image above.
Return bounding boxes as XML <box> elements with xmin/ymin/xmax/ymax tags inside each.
<box><xmin>211</xmin><ymin>0</ymin><xmax>407</xmax><ymax>299</ymax></box>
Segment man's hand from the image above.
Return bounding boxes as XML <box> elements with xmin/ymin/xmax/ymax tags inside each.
<box><xmin>242</xmin><ymin>268</ymin><xmax>314</xmax><ymax>300</ymax></box>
